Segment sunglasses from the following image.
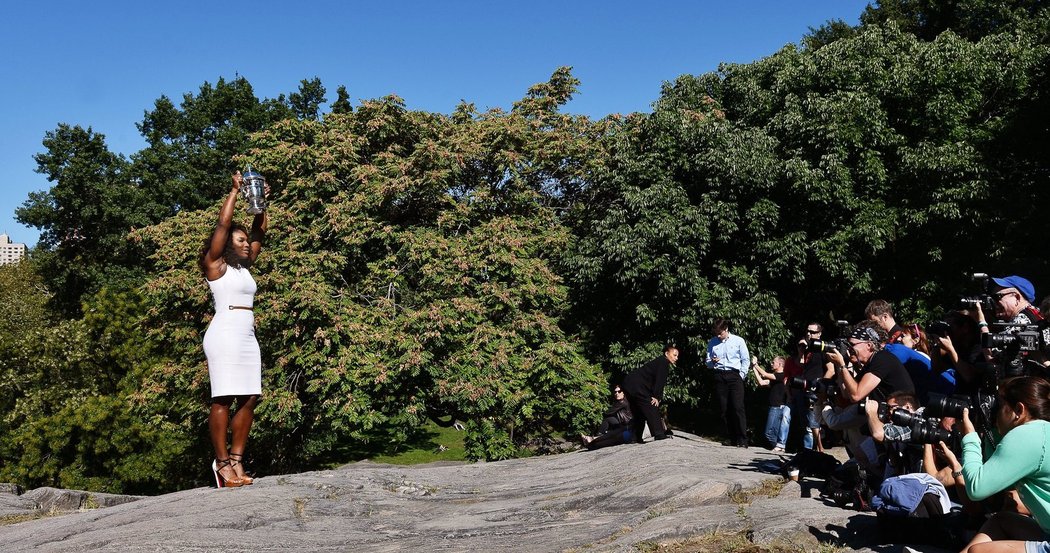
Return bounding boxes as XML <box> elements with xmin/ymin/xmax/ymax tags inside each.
<box><xmin>613</xmin><ymin>389</ymin><xmax>623</xmax><ymax>394</ymax></box>
<box><xmin>806</xmin><ymin>329</ymin><xmax>820</xmax><ymax>334</ymax></box>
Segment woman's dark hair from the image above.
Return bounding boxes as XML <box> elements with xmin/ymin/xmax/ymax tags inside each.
<box><xmin>998</xmin><ymin>376</ymin><xmax>1050</xmax><ymax>422</ymax></box>
<box><xmin>224</xmin><ymin>223</ymin><xmax>252</xmax><ymax>269</ymax></box>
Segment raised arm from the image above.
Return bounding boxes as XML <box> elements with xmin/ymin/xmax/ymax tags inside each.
<box><xmin>200</xmin><ymin>172</ymin><xmax>243</xmax><ymax>280</ymax></box>
<box><xmin>248</xmin><ymin>206</ymin><xmax>267</xmax><ymax>263</ymax></box>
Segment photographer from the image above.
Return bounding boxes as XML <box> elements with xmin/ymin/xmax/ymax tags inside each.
<box><xmin>864</xmin><ymin>391</ymin><xmax>921</xmax><ymax>445</ymax></box>
<box><xmin>990</xmin><ymin>275</ymin><xmax>1042</xmax><ymax>326</ymax></box>
<box><xmin>826</xmin><ymin>321</ymin><xmax>915</xmax><ymax>404</ymax></box>
<box><xmin>866</xmin><ymin>299</ymin><xmax>905</xmax><ymax>344</ymax></box>
<box><xmin>789</xmin><ymin>323</ymin><xmax>835</xmax><ymax>451</ymax></box>
<box><xmin>929</xmin><ymin>311</ymin><xmax>983</xmax><ymax>395</ymax></box>
<box><xmin>821</xmin><ymin>385</ymin><xmax>880</xmax><ymax>476</ymax></box>
<box><xmin>752</xmin><ymin>355</ymin><xmax>789</xmax><ymax>452</ymax></box>
<box><xmin>864</xmin><ymin>391</ymin><xmax>927</xmax><ymax>478</ymax></box>
<box><xmin>958</xmin><ymin>376</ymin><xmax>1050</xmax><ymax>552</ymax></box>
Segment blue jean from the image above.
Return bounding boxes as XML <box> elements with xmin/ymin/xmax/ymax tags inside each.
<box><xmin>792</xmin><ymin>394</ymin><xmax>819</xmax><ymax>449</ymax></box>
<box><xmin>764</xmin><ymin>405</ymin><xmax>791</xmax><ymax>448</ymax></box>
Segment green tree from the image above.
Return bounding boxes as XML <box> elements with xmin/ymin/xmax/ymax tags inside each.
<box><xmin>331</xmin><ymin>85</ymin><xmax>353</xmax><ymax>114</ymax></box>
<box><xmin>133</xmin><ymin>69</ymin><xmax>608</xmax><ymax>472</ymax></box>
<box><xmin>15</xmin><ymin>125</ymin><xmax>147</xmax><ymax>315</ymax></box>
<box><xmin>288</xmin><ymin>77</ymin><xmax>327</xmax><ymax>120</ymax></box>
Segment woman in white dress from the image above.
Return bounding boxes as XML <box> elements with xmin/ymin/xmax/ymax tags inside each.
<box><xmin>199</xmin><ymin>171</ymin><xmax>267</xmax><ymax>487</ymax></box>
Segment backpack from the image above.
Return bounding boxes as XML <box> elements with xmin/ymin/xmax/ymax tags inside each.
<box><xmin>873</xmin><ymin>475</ymin><xmax>965</xmax><ymax>548</ymax></box>
<box><xmin>784</xmin><ymin>449</ymin><xmax>841</xmax><ymax>479</ymax></box>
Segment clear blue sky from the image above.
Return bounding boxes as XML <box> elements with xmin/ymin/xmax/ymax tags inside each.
<box><xmin>0</xmin><ymin>0</ymin><xmax>871</xmax><ymax>246</ymax></box>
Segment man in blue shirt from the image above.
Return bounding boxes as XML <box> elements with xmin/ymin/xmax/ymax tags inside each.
<box><xmin>706</xmin><ymin>318</ymin><xmax>751</xmax><ymax>447</ymax></box>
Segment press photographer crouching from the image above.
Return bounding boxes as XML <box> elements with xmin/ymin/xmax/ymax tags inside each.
<box><xmin>825</xmin><ymin>321</ymin><xmax>915</xmax><ymax>405</ymax></box>
<box><xmin>863</xmin><ymin>391</ymin><xmax>943</xmax><ymax>478</ymax></box>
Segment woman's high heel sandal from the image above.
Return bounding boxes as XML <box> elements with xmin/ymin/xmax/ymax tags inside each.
<box><xmin>211</xmin><ymin>458</ymin><xmax>245</xmax><ymax>488</ymax></box>
<box><xmin>228</xmin><ymin>453</ymin><xmax>254</xmax><ymax>485</ymax></box>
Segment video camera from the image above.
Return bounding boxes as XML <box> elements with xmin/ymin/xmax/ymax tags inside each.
<box><xmin>958</xmin><ymin>272</ymin><xmax>996</xmax><ymax>314</ymax></box>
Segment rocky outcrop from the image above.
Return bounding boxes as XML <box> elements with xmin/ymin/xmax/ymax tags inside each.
<box><xmin>0</xmin><ymin>484</ymin><xmax>143</xmax><ymax>520</ymax></box>
<box><xmin>0</xmin><ymin>434</ymin><xmax>949</xmax><ymax>552</ymax></box>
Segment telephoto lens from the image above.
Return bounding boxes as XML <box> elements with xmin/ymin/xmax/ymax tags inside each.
<box><xmin>924</xmin><ymin>394</ymin><xmax>969</xmax><ymax>419</ymax></box>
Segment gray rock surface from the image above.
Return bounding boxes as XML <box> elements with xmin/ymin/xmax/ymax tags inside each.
<box><xmin>0</xmin><ymin>434</ymin><xmax>952</xmax><ymax>552</ymax></box>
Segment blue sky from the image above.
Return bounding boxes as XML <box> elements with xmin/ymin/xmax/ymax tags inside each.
<box><xmin>0</xmin><ymin>1</ymin><xmax>871</xmax><ymax>246</ymax></box>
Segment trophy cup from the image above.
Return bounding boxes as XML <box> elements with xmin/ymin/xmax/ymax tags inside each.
<box><xmin>241</xmin><ymin>166</ymin><xmax>267</xmax><ymax>214</ymax></box>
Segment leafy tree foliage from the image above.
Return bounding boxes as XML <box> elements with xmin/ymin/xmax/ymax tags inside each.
<box><xmin>567</xmin><ymin>9</ymin><xmax>1050</xmax><ymax>404</ymax></box>
<box><xmin>133</xmin><ymin>70</ymin><xmax>607</xmax><ymax>475</ymax></box>
<box><xmin>859</xmin><ymin>0</ymin><xmax>1050</xmax><ymax>41</ymax></box>
<box><xmin>18</xmin><ymin>77</ymin><xmax>331</xmax><ymax>314</ymax></box>
<box><xmin>6</xmin><ymin>0</ymin><xmax>1050</xmax><ymax>494</ymax></box>
<box><xmin>15</xmin><ymin>126</ymin><xmax>146</xmax><ymax>315</ymax></box>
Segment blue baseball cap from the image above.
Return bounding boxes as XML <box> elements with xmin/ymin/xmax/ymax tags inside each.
<box><xmin>992</xmin><ymin>275</ymin><xmax>1035</xmax><ymax>302</ymax></box>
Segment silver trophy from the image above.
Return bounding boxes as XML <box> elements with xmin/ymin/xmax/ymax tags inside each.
<box><xmin>241</xmin><ymin>166</ymin><xmax>267</xmax><ymax>214</ymax></box>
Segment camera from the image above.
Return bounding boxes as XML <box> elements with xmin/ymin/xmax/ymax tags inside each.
<box><xmin>791</xmin><ymin>377</ymin><xmax>838</xmax><ymax>406</ymax></box>
<box><xmin>910</xmin><ymin>419</ymin><xmax>956</xmax><ymax>445</ymax></box>
<box><xmin>959</xmin><ymin>273</ymin><xmax>996</xmax><ymax>313</ymax></box>
<box><xmin>886</xmin><ymin>406</ymin><xmax>958</xmax><ymax>445</ymax></box>
<box><xmin>980</xmin><ymin>321</ymin><xmax>1050</xmax><ymax>379</ymax></box>
<box><xmin>924</xmin><ymin>394</ymin><xmax>970</xmax><ymax>419</ymax></box>
<box><xmin>927</xmin><ymin>320</ymin><xmax>950</xmax><ymax>338</ymax></box>
<box><xmin>981</xmin><ymin>324</ymin><xmax>1044</xmax><ymax>352</ymax></box>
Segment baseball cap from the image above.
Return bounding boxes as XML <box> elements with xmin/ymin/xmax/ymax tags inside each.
<box><xmin>992</xmin><ymin>275</ymin><xmax>1035</xmax><ymax>302</ymax></box>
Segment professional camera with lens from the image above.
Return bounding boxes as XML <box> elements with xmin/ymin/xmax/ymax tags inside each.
<box><xmin>924</xmin><ymin>394</ymin><xmax>970</xmax><ymax>419</ymax></box>
<box><xmin>790</xmin><ymin>377</ymin><xmax>832</xmax><ymax>406</ymax></box>
<box><xmin>886</xmin><ymin>407</ymin><xmax>958</xmax><ymax>445</ymax></box>
<box><xmin>927</xmin><ymin>320</ymin><xmax>951</xmax><ymax>339</ymax></box>
<box><xmin>910</xmin><ymin>418</ymin><xmax>957</xmax><ymax>445</ymax></box>
<box><xmin>863</xmin><ymin>400</ymin><xmax>893</xmax><ymax>420</ymax></box>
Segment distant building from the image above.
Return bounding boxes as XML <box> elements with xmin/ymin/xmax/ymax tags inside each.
<box><xmin>0</xmin><ymin>234</ymin><xmax>28</xmax><ymax>265</ymax></box>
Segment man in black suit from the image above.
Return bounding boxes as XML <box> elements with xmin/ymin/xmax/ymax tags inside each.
<box><xmin>623</xmin><ymin>344</ymin><xmax>678</xmax><ymax>442</ymax></box>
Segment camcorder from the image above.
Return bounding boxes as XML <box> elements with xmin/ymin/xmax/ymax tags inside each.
<box><xmin>958</xmin><ymin>272</ymin><xmax>997</xmax><ymax>314</ymax></box>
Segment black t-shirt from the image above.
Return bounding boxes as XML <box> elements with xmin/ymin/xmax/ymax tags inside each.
<box><xmin>768</xmin><ymin>374</ymin><xmax>788</xmax><ymax>407</ymax></box>
<box><xmin>802</xmin><ymin>351</ymin><xmax>827</xmax><ymax>383</ymax></box>
<box><xmin>861</xmin><ymin>349</ymin><xmax>915</xmax><ymax>401</ymax></box>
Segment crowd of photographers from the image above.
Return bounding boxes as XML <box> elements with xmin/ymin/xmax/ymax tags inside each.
<box><xmin>749</xmin><ymin>275</ymin><xmax>1050</xmax><ymax>552</ymax></box>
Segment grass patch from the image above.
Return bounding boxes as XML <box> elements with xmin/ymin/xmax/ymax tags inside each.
<box><xmin>318</xmin><ymin>421</ymin><xmax>468</xmax><ymax>468</ymax></box>
<box><xmin>0</xmin><ymin>512</ymin><xmax>51</xmax><ymax>526</ymax></box>
<box><xmin>727</xmin><ymin>478</ymin><xmax>785</xmax><ymax>505</ymax></box>
<box><xmin>368</xmin><ymin>422</ymin><xmax>467</xmax><ymax>465</ymax></box>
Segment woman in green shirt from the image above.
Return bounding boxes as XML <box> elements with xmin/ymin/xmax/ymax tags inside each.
<box><xmin>960</xmin><ymin>376</ymin><xmax>1050</xmax><ymax>553</ymax></box>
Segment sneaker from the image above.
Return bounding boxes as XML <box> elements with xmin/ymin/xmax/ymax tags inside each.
<box><xmin>772</xmin><ymin>446</ymin><xmax>786</xmax><ymax>453</ymax></box>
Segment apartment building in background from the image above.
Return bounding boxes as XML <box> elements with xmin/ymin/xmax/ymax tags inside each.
<box><xmin>0</xmin><ymin>234</ymin><xmax>28</xmax><ymax>265</ymax></box>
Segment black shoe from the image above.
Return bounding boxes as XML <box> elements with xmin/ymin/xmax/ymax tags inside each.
<box><xmin>736</xmin><ymin>440</ymin><xmax>749</xmax><ymax>448</ymax></box>
<box><xmin>654</xmin><ymin>434</ymin><xmax>670</xmax><ymax>440</ymax></box>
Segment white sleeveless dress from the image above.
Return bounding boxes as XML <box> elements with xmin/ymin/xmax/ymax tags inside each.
<box><xmin>203</xmin><ymin>266</ymin><xmax>262</xmax><ymax>398</ymax></box>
